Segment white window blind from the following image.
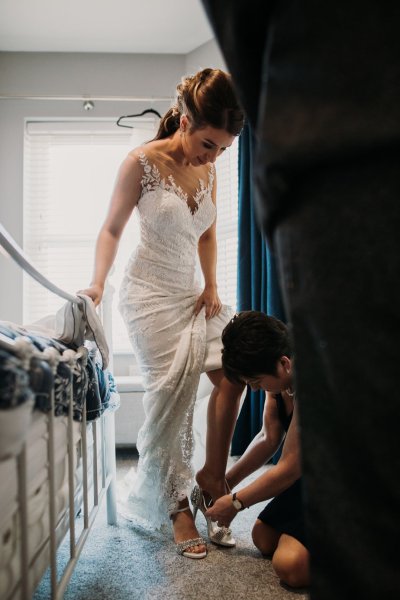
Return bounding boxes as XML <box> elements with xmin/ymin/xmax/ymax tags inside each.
<box><xmin>23</xmin><ymin>120</ymin><xmax>239</xmax><ymax>354</ymax></box>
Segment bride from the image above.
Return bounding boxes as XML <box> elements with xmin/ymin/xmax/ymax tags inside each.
<box><xmin>81</xmin><ymin>68</ymin><xmax>245</xmax><ymax>558</ymax></box>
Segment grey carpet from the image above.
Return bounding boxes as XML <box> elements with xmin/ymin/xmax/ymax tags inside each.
<box><xmin>34</xmin><ymin>451</ymin><xmax>309</xmax><ymax>600</ymax></box>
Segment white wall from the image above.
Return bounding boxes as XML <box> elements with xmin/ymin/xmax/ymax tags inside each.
<box><xmin>0</xmin><ymin>39</ymin><xmax>225</xmax><ymax>327</ymax></box>
<box><xmin>0</xmin><ymin>52</ymin><xmax>184</xmax><ymax>323</ymax></box>
<box><xmin>185</xmin><ymin>38</ymin><xmax>226</xmax><ymax>73</ymax></box>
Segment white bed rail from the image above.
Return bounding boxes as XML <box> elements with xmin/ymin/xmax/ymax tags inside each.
<box><xmin>0</xmin><ymin>222</ymin><xmax>117</xmax><ymax>600</ymax></box>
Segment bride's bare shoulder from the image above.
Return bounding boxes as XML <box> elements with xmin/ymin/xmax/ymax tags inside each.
<box><xmin>124</xmin><ymin>143</ymin><xmax>154</xmax><ymax>168</ymax></box>
<box><xmin>131</xmin><ymin>139</ymin><xmax>165</xmax><ymax>157</ymax></box>
<box><xmin>131</xmin><ymin>141</ymin><xmax>176</xmax><ymax>175</ymax></box>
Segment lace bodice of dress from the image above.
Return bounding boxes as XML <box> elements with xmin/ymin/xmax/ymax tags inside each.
<box><xmin>139</xmin><ymin>152</ymin><xmax>215</xmax><ymax>216</ymax></box>
<box><xmin>128</xmin><ymin>151</ymin><xmax>216</xmax><ymax>293</ymax></box>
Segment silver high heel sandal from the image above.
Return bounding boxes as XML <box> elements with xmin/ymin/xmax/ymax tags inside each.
<box><xmin>170</xmin><ymin>505</ymin><xmax>207</xmax><ymax>559</ymax></box>
<box><xmin>191</xmin><ymin>485</ymin><xmax>236</xmax><ymax>548</ymax></box>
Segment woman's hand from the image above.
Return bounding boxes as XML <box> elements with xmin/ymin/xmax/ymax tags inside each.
<box><xmin>194</xmin><ymin>285</ymin><xmax>222</xmax><ymax>319</ymax></box>
<box><xmin>77</xmin><ymin>283</ymin><xmax>104</xmax><ymax>307</ymax></box>
<box><xmin>205</xmin><ymin>494</ymin><xmax>238</xmax><ymax>527</ymax></box>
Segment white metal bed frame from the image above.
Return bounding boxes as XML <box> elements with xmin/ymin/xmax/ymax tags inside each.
<box><xmin>0</xmin><ymin>222</ymin><xmax>117</xmax><ymax>600</ymax></box>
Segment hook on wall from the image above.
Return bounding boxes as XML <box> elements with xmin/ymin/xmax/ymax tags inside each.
<box><xmin>83</xmin><ymin>100</ymin><xmax>95</xmax><ymax>111</ymax></box>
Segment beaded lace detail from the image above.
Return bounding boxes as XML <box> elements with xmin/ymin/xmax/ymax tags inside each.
<box><xmin>138</xmin><ymin>152</ymin><xmax>215</xmax><ymax>215</ymax></box>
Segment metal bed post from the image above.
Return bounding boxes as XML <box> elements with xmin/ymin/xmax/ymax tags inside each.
<box><xmin>92</xmin><ymin>420</ymin><xmax>99</xmax><ymax>507</ymax></box>
<box><xmin>67</xmin><ymin>365</ymin><xmax>76</xmax><ymax>560</ymax></box>
<box><xmin>99</xmin><ymin>278</ymin><xmax>118</xmax><ymax>526</ymax></box>
<box><xmin>105</xmin><ymin>412</ymin><xmax>118</xmax><ymax>525</ymax></box>
<box><xmin>16</xmin><ymin>341</ymin><xmax>37</xmax><ymax>600</ymax></box>
<box><xmin>16</xmin><ymin>445</ymin><xmax>29</xmax><ymax>600</ymax></box>
<box><xmin>45</xmin><ymin>349</ymin><xmax>60</xmax><ymax>599</ymax></box>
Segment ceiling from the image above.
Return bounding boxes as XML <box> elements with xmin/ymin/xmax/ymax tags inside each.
<box><xmin>0</xmin><ymin>0</ymin><xmax>214</xmax><ymax>54</ymax></box>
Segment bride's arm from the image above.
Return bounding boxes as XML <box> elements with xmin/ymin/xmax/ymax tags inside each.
<box><xmin>79</xmin><ymin>151</ymin><xmax>142</xmax><ymax>305</ymax></box>
<box><xmin>194</xmin><ymin>176</ymin><xmax>222</xmax><ymax>319</ymax></box>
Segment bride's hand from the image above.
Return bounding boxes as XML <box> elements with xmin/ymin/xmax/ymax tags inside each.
<box><xmin>77</xmin><ymin>283</ymin><xmax>104</xmax><ymax>307</ymax></box>
<box><xmin>194</xmin><ymin>285</ymin><xmax>222</xmax><ymax>320</ymax></box>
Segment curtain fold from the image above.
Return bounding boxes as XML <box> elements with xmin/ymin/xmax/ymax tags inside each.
<box><xmin>231</xmin><ymin>123</ymin><xmax>286</xmax><ymax>455</ymax></box>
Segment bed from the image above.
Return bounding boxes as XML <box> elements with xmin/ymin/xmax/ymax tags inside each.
<box><xmin>0</xmin><ymin>222</ymin><xmax>118</xmax><ymax>600</ymax></box>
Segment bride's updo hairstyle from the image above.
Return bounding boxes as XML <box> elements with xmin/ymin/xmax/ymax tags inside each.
<box><xmin>153</xmin><ymin>68</ymin><xmax>244</xmax><ymax>141</ymax></box>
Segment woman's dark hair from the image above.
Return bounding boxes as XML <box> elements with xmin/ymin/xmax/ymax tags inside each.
<box><xmin>221</xmin><ymin>311</ymin><xmax>292</xmax><ymax>385</ymax></box>
<box><xmin>152</xmin><ymin>68</ymin><xmax>244</xmax><ymax>141</ymax></box>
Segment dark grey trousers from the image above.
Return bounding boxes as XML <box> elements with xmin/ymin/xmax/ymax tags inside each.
<box><xmin>275</xmin><ymin>153</ymin><xmax>400</xmax><ymax>599</ymax></box>
<box><xmin>202</xmin><ymin>1</ymin><xmax>400</xmax><ymax>597</ymax></box>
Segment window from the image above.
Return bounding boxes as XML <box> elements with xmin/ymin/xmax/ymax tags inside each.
<box><xmin>23</xmin><ymin>120</ymin><xmax>239</xmax><ymax>354</ymax></box>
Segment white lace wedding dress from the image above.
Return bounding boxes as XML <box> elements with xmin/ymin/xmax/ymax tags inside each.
<box><xmin>118</xmin><ymin>150</ymin><xmax>233</xmax><ymax>529</ymax></box>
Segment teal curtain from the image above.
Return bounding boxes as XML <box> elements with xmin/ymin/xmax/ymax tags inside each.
<box><xmin>231</xmin><ymin>123</ymin><xmax>286</xmax><ymax>455</ymax></box>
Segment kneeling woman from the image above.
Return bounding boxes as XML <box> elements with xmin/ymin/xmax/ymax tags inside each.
<box><xmin>204</xmin><ymin>311</ymin><xmax>310</xmax><ymax>588</ymax></box>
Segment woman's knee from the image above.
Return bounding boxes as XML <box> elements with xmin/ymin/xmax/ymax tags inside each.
<box><xmin>251</xmin><ymin>520</ymin><xmax>279</xmax><ymax>556</ymax></box>
<box><xmin>272</xmin><ymin>541</ymin><xmax>310</xmax><ymax>588</ymax></box>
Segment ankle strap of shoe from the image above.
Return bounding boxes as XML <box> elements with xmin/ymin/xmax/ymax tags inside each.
<box><xmin>170</xmin><ymin>505</ymin><xmax>191</xmax><ymax>518</ymax></box>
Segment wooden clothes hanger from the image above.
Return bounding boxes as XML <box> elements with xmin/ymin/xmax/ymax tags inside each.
<box><xmin>116</xmin><ymin>108</ymin><xmax>162</xmax><ymax>129</ymax></box>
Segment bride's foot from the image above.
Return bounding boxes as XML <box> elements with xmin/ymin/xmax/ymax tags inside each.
<box><xmin>193</xmin><ymin>467</ymin><xmax>236</xmax><ymax>549</ymax></box>
<box><xmin>190</xmin><ymin>484</ymin><xmax>236</xmax><ymax>548</ymax></box>
<box><xmin>171</xmin><ymin>502</ymin><xmax>207</xmax><ymax>559</ymax></box>
<box><xmin>195</xmin><ymin>468</ymin><xmax>230</xmax><ymax>504</ymax></box>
